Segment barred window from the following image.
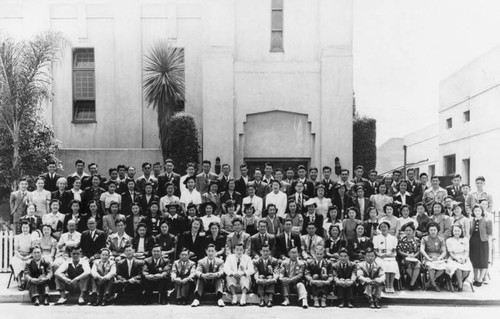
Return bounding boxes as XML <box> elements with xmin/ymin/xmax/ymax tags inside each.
<box><xmin>73</xmin><ymin>48</ymin><xmax>96</xmax><ymax>122</ymax></box>
<box><xmin>271</xmin><ymin>0</ymin><xmax>284</xmax><ymax>52</ymax></box>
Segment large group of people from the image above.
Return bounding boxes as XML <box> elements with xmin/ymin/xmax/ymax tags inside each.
<box><xmin>8</xmin><ymin>159</ymin><xmax>495</xmax><ymax>308</ymax></box>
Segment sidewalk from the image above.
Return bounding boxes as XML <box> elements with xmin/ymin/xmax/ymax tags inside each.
<box><xmin>1</xmin><ymin>263</ymin><xmax>499</xmax><ymax>305</ymax></box>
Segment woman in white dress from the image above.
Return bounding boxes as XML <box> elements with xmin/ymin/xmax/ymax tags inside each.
<box><xmin>445</xmin><ymin>225</ymin><xmax>473</xmax><ymax>291</ymax></box>
<box><xmin>373</xmin><ymin>221</ymin><xmax>400</xmax><ymax>293</ymax></box>
<box><xmin>180</xmin><ymin>176</ymin><xmax>202</xmax><ymax>213</ymax></box>
<box><xmin>370</xmin><ymin>184</ymin><xmax>393</xmax><ymax>218</ymax></box>
<box><xmin>313</xmin><ymin>185</ymin><xmax>332</xmax><ymax>219</ymax></box>
<box><xmin>10</xmin><ymin>222</ymin><xmax>35</xmax><ymax>289</ymax></box>
<box><xmin>28</xmin><ymin>177</ymin><xmax>51</xmax><ymax>217</ymax></box>
<box><xmin>70</xmin><ymin>177</ymin><xmax>83</xmax><ymax>202</ymax></box>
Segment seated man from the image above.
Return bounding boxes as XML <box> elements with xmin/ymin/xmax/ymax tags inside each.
<box><xmin>356</xmin><ymin>247</ymin><xmax>385</xmax><ymax>309</ymax></box>
<box><xmin>24</xmin><ymin>246</ymin><xmax>53</xmax><ymax>306</ymax></box>
<box><xmin>54</xmin><ymin>247</ymin><xmax>91</xmax><ymax>305</ymax></box>
<box><xmin>332</xmin><ymin>247</ymin><xmax>357</xmax><ymax>308</ymax></box>
<box><xmin>114</xmin><ymin>244</ymin><xmax>144</xmax><ymax>305</ymax></box>
<box><xmin>142</xmin><ymin>244</ymin><xmax>171</xmax><ymax>305</ymax></box>
<box><xmin>305</xmin><ymin>246</ymin><xmax>333</xmax><ymax>308</ymax></box>
<box><xmin>279</xmin><ymin>246</ymin><xmax>308</xmax><ymax>309</ymax></box>
<box><xmin>107</xmin><ymin>219</ymin><xmax>132</xmax><ymax>261</ymax></box>
<box><xmin>90</xmin><ymin>248</ymin><xmax>116</xmax><ymax>306</ymax></box>
<box><xmin>253</xmin><ymin>244</ymin><xmax>280</xmax><ymax>307</ymax></box>
<box><xmin>171</xmin><ymin>248</ymin><xmax>196</xmax><ymax>304</ymax></box>
<box><xmin>301</xmin><ymin>222</ymin><xmax>325</xmax><ymax>260</ymax></box>
<box><xmin>80</xmin><ymin>218</ymin><xmax>107</xmax><ymax>264</ymax></box>
<box><xmin>225</xmin><ymin>217</ymin><xmax>251</xmax><ymax>257</ymax></box>
<box><xmin>53</xmin><ymin>220</ymin><xmax>82</xmax><ymax>272</ymax></box>
<box><xmin>191</xmin><ymin>244</ymin><xmax>225</xmax><ymax>307</ymax></box>
<box><xmin>224</xmin><ymin>243</ymin><xmax>255</xmax><ymax>306</ymax></box>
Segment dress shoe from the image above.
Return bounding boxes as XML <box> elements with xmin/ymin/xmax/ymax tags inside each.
<box><xmin>267</xmin><ymin>300</ymin><xmax>273</xmax><ymax>308</ymax></box>
<box><xmin>239</xmin><ymin>294</ymin><xmax>246</xmax><ymax>306</ymax></box>
<box><xmin>259</xmin><ymin>300</ymin><xmax>265</xmax><ymax>307</ymax></box>
<box><xmin>191</xmin><ymin>299</ymin><xmax>200</xmax><ymax>307</ymax></box>
<box><xmin>217</xmin><ymin>299</ymin><xmax>225</xmax><ymax>307</ymax></box>
<box><xmin>320</xmin><ymin>298</ymin><xmax>326</xmax><ymax>308</ymax></box>
<box><xmin>375</xmin><ymin>301</ymin><xmax>381</xmax><ymax>309</ymax></box>
<box><xmin>55</xmin><ymin>298</ymin><xmax>67</xmax><ymax>305</ymax></box>
<box><xmin>347</xmin><ymin>302</ymin><xmax>354</xmax><ymax>308</ymax></box>
<box><xmin>370</xmin><ymin>302</ymin><xmax>375</xmax><ymax>309</ymax></box>
<box><xmin>43</xmin><ymin>297</ymin><xmax>50</xmax><ymax>306</ymax></box>
<box><xmin>313</xmin><ymin>299</ymin><xmax>320</xmax><ymax>308</ymax></box>
<box><xmin>34</xmin><ymin>298</ymin><xmax>40</xmax><ymax>306</ymax></box>
<box><xmin>78</xmin><ymin>297</ymin><xmax>86</xmax><ymax>305</ymax></box>
<box><xmin>302</xmin><ymin>299</ymin><xmax>308</xmax><ymax>309</ymax></box>
<box><xmin>281</xmin><ymin>299</ymin><xmax>290</xmax><ymax>306</ymax></box>
<box><xmin>338</xmin><ymin>303</ymin><xmax>345</xmax><ymax>308</ymax></box>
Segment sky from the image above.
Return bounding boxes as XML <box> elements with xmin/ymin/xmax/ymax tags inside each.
<box><xmin>353</xmin><ymin>0</ymin><xmax>500</xmax><ymax>146</ymax></box>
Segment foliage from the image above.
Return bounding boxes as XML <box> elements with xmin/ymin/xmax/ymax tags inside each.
<box><xmin>143</xmin><ymin>41</ymin><xmax>185</xmax><ymax>160</ymax></box>
<box><xmin>353</xmin><ymin>116</ymin><xmax>377</xmax><ymax>175</ymax></box>
<box><xmin>0</xmin><ymin>31</ymin><xmax>65</xmax><ymax>191</ymax></box>
<box><xmin>167</xmin><ymin>112</ymin><xmax>199</xmax><ymax>173</ymax></box>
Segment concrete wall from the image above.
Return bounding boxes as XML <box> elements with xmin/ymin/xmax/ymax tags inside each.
<box><xmin>404</xmin><ymin>124</ymin><xmax>439</xmax><ymax>177</ymax></box>
<box><xmin>0</xmin><ymin>0</ymin><xmax>353</xmax><ymax>176</ymax></box>
<box><xmin>376</xmin><ymin>138</ymin><xmax>404</xmax><ymax>174</ymax></box>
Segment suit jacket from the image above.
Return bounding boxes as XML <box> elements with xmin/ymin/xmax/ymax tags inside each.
<box><xmin>82</xmin><ymin>186</ymin><xmax>106</xmax><ymax>212</ymax></box>
<box><xmin>351</xmin><ymin>177</ymin><xmax>369</xmax><ymax>196</ymax></box>
<box><xmin>142</xmin><ymin>256</ymin><xmax>171</xmax><ymax>277</ymax></box>
<box><xmin>347</xmin><ymin>236</ymin><xmax>374</xmax><ymax>261</ymax></box>
<box><xmin>195</xmin><ymin>172</ymin><xmax>218</xmax><ymax>194</ymax></box>
<box><xmin>171</xmin><ymin>259</ymin><xmax>196</xmax><ymax>280</ymax></box>
<box><xmin>365</xmin><ymin>181</ymin><xmax>379</xmax><ymax>197</ymax></box>
<box><xmin>249</xmin><ymin>180</ymin><xmax>268</xmax><ymax>199</ymax></box>
<box><xmin>157</xmin><ymin>172</ymin><xmax>181</xmax><ymax>198</ymax></box>
<box><xmin>25</xmin><ymin>258</ymin><xmax>53</xmax><ymax>281</ymax></box>
<box><xmin>121</xmin><ymin>191</ymin><xmax>142</xmax><ymax>216</ymax></box>
<box><xmin>138</xmin><ymin>194</ymin><xmax>159</xmax><ymax>213</ymax></box>
<box><xmin>51</xmin><ymin>190</ymin><xmax>74</xmax><ymax>215</ymax></box>
<box><xmin>107</xmin><ymin>232</ymin><xmax>132</xmax><ymax>257</ymax></box>
<box><xmin>253</xmin><ymin>256</ymin><xmax>280</xmax><ymax>279</ymax></box>
<box><xmin>40</xmin><ymin>172</ymin><xmax>63</xmax><ymax>192</ymax></box>
<box><xmin>300</xmin><ymin>234</ymin><xmax>325</xmax><ymax>259</ymax></box>
<box><xmin>287</xmin><ymin>193</ymin><xmax>310</xmax><ymax>214</ymax></box>
<box><xmin>332</xmin><ymin>194</ymin><xmax>350</xmax><ymax>219</ymax></box>
<box><xmin>220</xmin><ymin>191</ymin><xmax>243</xmax><ymax>212</ymax></box>
<box><xmin>275</xmin><ymin>232</ymin><xmax>302</xmax><ymax>259</ymax></box>
<box><xmin>82</xmin><ymin>174</ymin><xmax>107</xmax><ymax>191</ymax></box>
<box><xmin>319</xmin><ymin>179</ymin><xmax>336</xmax><ymax>199</ymax></box>
<box><xmin>63</xmin><ymin>213</ymin><xmax>87</xmax><ymax>233</ymax></box>
<box><xmin>116</xmin><ymin>258</ymin><xmax>143</xmax><ymax>280</ymax></box>
<box><xmin>163</xmin><ymin>215</ymin><xmax>189</xmax><ymax>237</ymax></box>
<box><xmin>235</xmin><ymin>176</ymin><xmax>250</xmax><ymax>197</ymax></box>
<box><xmin>291</xmin><ymin>180</ymin><xmax>315</xmax><ymax>198</ymax></box>
<box><xmin>279</xmin><ymin>258</ymin><xmax>305</xmax><ymax>283</ymax></box>
<box><xmin>224</xmin><ymin>254</ymin><xmax>255</xmax><ymax>276</ymax></box>
<box><xmin>80</xmin><ymin>229</ymin><xmax>107</xmax><ymax>259</ymax></box>
<box><xmin>357</xmin><ymin>260</ymin><xmax>385</xmax><ymax>283</ymax></box>
<box><xmin>446</xmin><ymin>185</ymin><xmax>463</xmax><ymax>201</ymax></box>
<box><xmin>125</xmin><ymin>215</ymin><xmax>146</xmax><ymax>237</ymax></box>
<box><xmin>225</xmin><ymin>231</ymin><xmax>251</xmax><ymax>256</ymax></box>
<box><xmin>305</xmin><ymin>258</ymin><xmax>334</xmax><ymax>282</ymax></box>
<box><xmin>10</xmin><ymin>190</ymin><xmax>29</xmax><ymax>217</ymax></box>
<box><xmin>349</xmin><ymin>197</ymin><xmax>371</xmax><ymax>220</ymax></box>
<box><xmin>179</xmin><ymin>231</ymin><xmax>206</xmax><ymax>261</ymax></box>
<box><xmin>471</xmin><ymin>217</ymin><xmax>493</xmax><ymax>242</ymax></box>
<box><xmin>131</xmin><ymin>236</ymin><xmax>155</xmax><ymax>257</ymax></box>
<box><xmin>196</xmin><ymin>256</ymin><xmax>224</xmax><ymax>277</ymax></box>
<box><xmin>302</xmin><ymin>213</ymin><xmax>324</xmax><ymax>237</ymax></box>
<box><xmin>393</xmin><ymin>192</ymin><xmax>415</xmax><ymax>213</ymax></box>
<box><xmin>249</xmin><ymin>232</ymin><xmax>276</xmax><ymax>257</ymax></box>
<box><xmin>332</xmin><ymin>260</ymin><xmax>357</xmax><ymax>281</ymax></box>
<box><xmin>91</xmin><ymin>259</ymin><xmax>116</xmax><ymax>280</ymax></box>
<box><xmin>406</xmin><ymin>179</ymin><xmax>421</xmax><ymax>197</ymax></box>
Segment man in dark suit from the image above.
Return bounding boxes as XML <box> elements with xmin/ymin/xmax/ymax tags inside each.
<box><xmin>40</xmin><ymin>160</ymin><xmax>63</xmax><ymax>192</ymax></box>
<box><xmin>305</xmin><ymin>246</ymin><xmax>333</xmax><ymax>308</ymax></box>
<box><xmin>253</xmin><ymin>244</ymin><xmax>280</xmax><ymax>307</ymax></box>
<box><xmin>80</xmin><ymin>218</ymin><xmax>107</xmax><ymax>263</ymax></box>
<box><xmin>25</xmin><ymin>246</ymin><xmax>53</xmax><ymax>305</ymax></box>
<box><xmin>446</xmin><ymin>174</ymin><xmax>463</xmax><ymax>201</ymax></box>
<box><xmin>275</xmin><ymin>219</ymin><xmax>302</xmax><ymax>259</ymax></box>
<box><xmin>302</xmin><ymin>201</ymin><xmax>324</xmax><ymax>237</ymax></box>
<box><xmin>249</xmin><ymin>169</ymin><xmax>268</xmax><ymax>199</ymax></box>
<box><xmin>82</xmin><ymin>175</ymin><xmax>106</xmax><ymax>214</ymax></box>
<box><xmin>114</xmin><ymin>244</ymin><xmax>144</xmax><ymax>304</ymax></box>
<box><xmin>250</xmin><ymin>220</ymin><xmax>276</xmax><ymax>258</ymax></box>
<box><xmin>332</xmin><ymin>184</ymin><xmax>350</xmax><ymax>220</ymax></box>
<box><xmin>191</xmin><ymin>244</ymin><xmax>225</xmax><ymax>307</ymax></box>
<box><xmin>52</xmin><ymin>180</ymin><xmax>74</xmax><ymax>216</ymax></box>
<box><xmin>393</xmin><ymin>180</ymin><xmax>415</xmax><ymax>214</ymax></box>
<box><xmin>142</xmin><ymin>245</ymin><xmax>171</xmax><ymax>304</ymax></box>
<box><xmin>308</xmin><ymin>167</ymin><xmax>320</xmax><ymax>197</ymax></box>
<box><xmin>164</xmin><ymin>202</ymin><xmax>189</xmax><ymax>237</ymax></box>
<box><xmin>195</xmin><ymin>160</ymin><xmax>219</xmax><ymax>194</ymax></box>
<box><xmin>235</xmin><ymin>163</ymin><xmax>250</xmax><ymax>197</ymax></box>
<box><xmin>351</xmin><ymin>165</ymin><xmax>369</xmax><ymax>197</ymax></box>
<box><xmin>10</xmin><ymin>178</ymin><xmax>29</xmax><ymax>234</ymax></box>
<box><xmin>82</xmin><ymin>163</ymin><xmax>106</xmax><ymax>190</ymax></box>
<box><xmin>414</xmin><ymin>172</ymin><xmax>429</xmax><ymax>204</ymax></box>
<box><xmin>157</xmin><ymin>159</ymin><xmax>181</xmax><ymax>198</ymax></box>
<box><xmin>405</xmin><ymin>168</ymin><xmax>420</xmax><ymax>196</ymax></box>
<box><xmin>121</xmin><ymin>179</ymin><xmax>141</xmax><ymax>217</ymax></box>
<box><xmin>291</xmin><ymin>165</ymin><xmax>314</xmax><ymax>198</ymax></box>
<box><xmin>320</xmin><ymin>166</ymin><xmax>336</xmax><ymax>199</ymax></box>
<box><xmin>366</xmin><ymin>169</ymin><xmax>379</xmax><ymax>197</ymax></box>
<box><xmin>288</xmin><ymin>181</ymin><xmax>309</xmax><ymax>214</ymax></box>
<box><xmin>350</xmin><ymin>186</ymin><xmax>371</xmax><ymax>221</ymax></box>
<box><xmin>332</xmin><ymin>248</ymin><xmax>357</xmax><ymax>308</ymax></box>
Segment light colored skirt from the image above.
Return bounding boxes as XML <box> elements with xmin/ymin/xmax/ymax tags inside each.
<box><xmin>445</xmin><ymin>257</ymin><xmax>473</xmax><ymax>278</ymax></box>
<box><xmin>424</xmin><ymin>259</ymin><xmax>447</xmax><ymax>271</ymax></box>
<box><xmin>11</xmin><ymin>255</ymin><xmax>29</xmax><ymax>276</ymax></box>
<box><xmin>375</xmin><ymin>257</ymin><xmax>400</xmax><ymax>279</ymax></box>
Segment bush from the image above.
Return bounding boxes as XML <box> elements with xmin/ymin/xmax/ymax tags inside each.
<box><xmin>353</xmin><ymin>116</ymin><xmax>376</xmax><ymax>174</ymax></box>
<box><xmin>167</xmin><ymin>112</ymin><xmax>200</xmax><ymax>173</ymax></box>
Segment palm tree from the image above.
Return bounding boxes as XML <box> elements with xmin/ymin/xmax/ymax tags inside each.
<box><xmin>143</xmin><ymin>41</ymin><xmax>185</xmax><ymax>160</ymax></box>
<box><xmin>0</xmin><ymin>31</ymin><xmax>64</xmax><ymax>189</ymax></box>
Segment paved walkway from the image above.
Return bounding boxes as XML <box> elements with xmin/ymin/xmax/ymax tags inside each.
<box><xmin>1</xmin><ymin>262</ymin><xmax>499</xmax><ymax>305</ymax></box>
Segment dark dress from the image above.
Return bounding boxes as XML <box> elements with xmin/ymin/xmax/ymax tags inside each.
<box><xmin>325</xmin><ymin>237</ymin><xmax>347</xmax><ymax>260</ymax></box>
<box><xmin>347</xmin><ymin>236</ymin><xmax>374</xmax><ymax>262</ymax></box>
<box><xmin>469</xmin><ymin>219</ymin><xmax>489</xmax><ymax>269</ymax></box>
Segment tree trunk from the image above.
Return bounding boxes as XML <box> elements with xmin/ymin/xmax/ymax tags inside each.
<box><xmin>11</xmin><ymin>123</ymin><xmax>20</xmax><ymax>191</ymax></box>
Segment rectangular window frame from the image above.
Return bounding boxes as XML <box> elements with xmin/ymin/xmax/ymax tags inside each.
<box><xmin>270</xmin><ymin>0</ymin><xmax>284</xmax><ymax>52</ymax></box>
<box><xmin>444</xmin><ymin>154</ymin><xmax>456</xmax><ymax>176</ymax></box>
<box><xmin>463</xmin><ymin>110</ymin><xmax>470</xmax><ymax>122</ymax></box>
<box><xmin>446</xmin><ymin>117</ymin><xmax>452</xmax><ymax>129</ymax></box>
<box><xmin>72</xmin><ymin>48</ymin><xmax>96</xmax><ymax>123</ymax></box>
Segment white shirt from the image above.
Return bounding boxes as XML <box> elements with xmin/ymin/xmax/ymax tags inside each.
<box><xmin>180</xmin><ymin>189</ymin><xmax>202</xmax><ymax>206</ymax></box>
<box><xmin>242</xmin><ymin>195</ymin><xmax>263</xmax><ymax>217</ymax></box>
<box><xmin>100</xmin><ymin>192</ymin><xmax>121</xmax><ymax>209</ymax></box>
<box><xmin>55</xmin><ymin>258</ymin><xmax>90</xmax><ymax>278</ymax></box>
<box><xmin>71</xmin><ymin>189</ymin><xmax>82</xmax><ymax>202</ymax></box>
<box><xmin>314</xmin><ymin>197</ymin><xmax>332</xmax><ymax>218</ymax></box>
<box><xmin>159</xmin><ymin>195</ymin><xmax>180</xmax><ymax>212</ymax></box>
<box><xmin>57</xmin><ymin>231</ymin><xmax>82</xmax><ymax>254</ymax></box>
<box><xmin>137</xmin><ymin>237</ymin><xmax>145</xmax><ymax>253</ymax></box>
<box><xmin>265</xmin><ymin>191</ymin><xmax>287</xmax><ymax>218</ymax></box>
<box><xmin>179</xmin><ymin>174</ymin><xmax>194</xmax><ymax>195</ymax></box>
<box><xmin>201</xmin><ymin>215</ymin><xmax>221</xmax><ymax>228</ymax></box>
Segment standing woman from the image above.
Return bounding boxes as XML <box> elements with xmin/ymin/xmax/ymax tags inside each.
<box><xmin>342</xmin><ymin>207</ymin><xmax>361</xmax><ymax>242</ymax></box>
<box><xmin>180</xmin><ymin>176</ymin><xmax>202</xmax><ymax>214</ymax></box>
<box><xmin>145</xmin><ymin>201</ymin><xmax>162</xmax><ymax>236</ymax></box>
<box><xmin>420</xmin><ymin>222</ymin><xmax>447</xmax><ymax>291</ymax></box>
<box><xmin>370</xmin><ymin>184</ymin><xmax>393</xmax><ymax>218</ymax></box>
<box><xmin>314</xmin><ymin>185</ymin><xmax>332</xmax><ymax>219</ymax></box>
<box><xmin>100</xmin><ymin>181</ymin><xmax>121</xmax><ymax>213</ymax></box>
<box><xmin>396</xmin><ymin>222</ymin><xmax>421</xmax><ymax>290</ymax></box>
<box><xmin>446</xmin><ymin>225</ymin><xmax>473</xmax><ymax>291</ymax></box>
<box><xmin>180</xmin><ymin>217</ymin><xmax>206</xmax><ymax>262</ymax></box>
<box><xmin>220</xmin><ymin>179</ymin><xmax>242</xmax><ymax>214</ymax></box>
<box><xmin>469</xmin><ymin>204</ymin><xmax>493</xmax><ymax>287</ymax></box>
<box><xmin>452</xmin><ymin>204</ymin><xmax>470</xmax><ymax>238</ymax></box>
<box><xmin>373</xmin><ymin>221</ymin><xmax>400</xmax><ymax>293</ymax></box>
<box><xmin>220</xmin><ymin>200</ymin><xmax>238</xmax><ymax>235</ymax></box>
<box><xmin>70</xmin><ymin>177</ymin><xmax>83</xmax><ymax>203</ymax></box>
<box><xmin>11</xmin><ymin>221</ymin><xmax>34</xmax><ymax>289</ymax></box>
<box><xmin>285</xmin><ymin>200</ymin><xmax>304</xmax><ymax>234</ymax></box>
<box><xmin>28</xmin><ymin>177</ymin><xmax>51</xmax><ymax>217</ymax></box>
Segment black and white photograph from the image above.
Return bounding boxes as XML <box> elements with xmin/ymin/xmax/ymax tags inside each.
<box><xmin>0</xmin><ymin>0</ymin><xmax>499</xmax><ymax>318</ymax></box>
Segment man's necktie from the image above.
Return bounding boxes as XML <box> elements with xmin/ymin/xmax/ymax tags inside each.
<box><xmin>209</xmin><ymin>261</ymin><xmax>214</xmax><ymax>273</ymax></box>
<box><xmin>286</xmin><ymin>235</ymin><xmax>291</xmax><ymax>250</ymax></box>
<box><xmin>237</xmin><ymin>258</ymin><xmax>241</xmax><ymax>269</ymax></box>
<box><xmin>308</xmin><ymin>236</ymin><xmax>313</xmax><ymax>253</ymax></box>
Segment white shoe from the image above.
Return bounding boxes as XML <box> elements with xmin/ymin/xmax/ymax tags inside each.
<box><xmin>302</xmin><ymin>299</ymin><xmax>308</xmax><ymax>309</ymax></box>
<box><xmin>191</xmin><ymin>299</ymin><xmax>200</xmax><ymax>307</ymax></box>
<box><xmin>281</xmin><ymin>299</ymin><xmax>290</xmax><ymax>306</ymax></box>
<box><xmin>217</xmin><ymin>299</ymin><xmax>225</xmax><ymax>307</ymax></box>
<box><xmin>240</xmin><ymin>294</ymin><xmax>246</xmax><ymax>306</ymax></box>
<box><xmin>55</xmin><ymin>298</ymin><xmax>67</xmax><ymax>305</ymax></box>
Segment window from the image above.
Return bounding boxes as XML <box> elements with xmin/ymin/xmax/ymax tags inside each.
<box><xmin>446</xmin><ymin>117</ymin><xmax>452</xmax><ymax>129</ymax></box>
<box><xmin>428</xmin><ymin>165</ymin><xmax>435</xmax><ymax>177</ymax></box>
<box><xmin>270</xmin><ymin>0</ymin><xmax>283</xmax><ymax>52</ymax></box>
<box><xmin>444</xmin><ymin>155</ymin><xmax>456</xmax><ymax>176</ymax></box>
<box><xmin>73</xmin><ymin>48</ymin><xmax>96</xmax><ymax>122</ymax></box>
<box><xmin>175</xmin><ymin>100</ymin><xmax>185</xmax><ymax>113</ymax></box>
<box><xmin>464</xmin><ymin>110</ymin><xmax>470</xmax><ymax>122</ymax></box>
<box><xmin>463</xmin><ymin>159</ymin><xmax>470</xmax><ymax>184</ymax></box>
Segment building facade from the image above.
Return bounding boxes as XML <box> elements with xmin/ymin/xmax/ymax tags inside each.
<box><xmin>0</xmin><ymin>0</ymin><xmax>354</xmax><ymax>175</ymax></box>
